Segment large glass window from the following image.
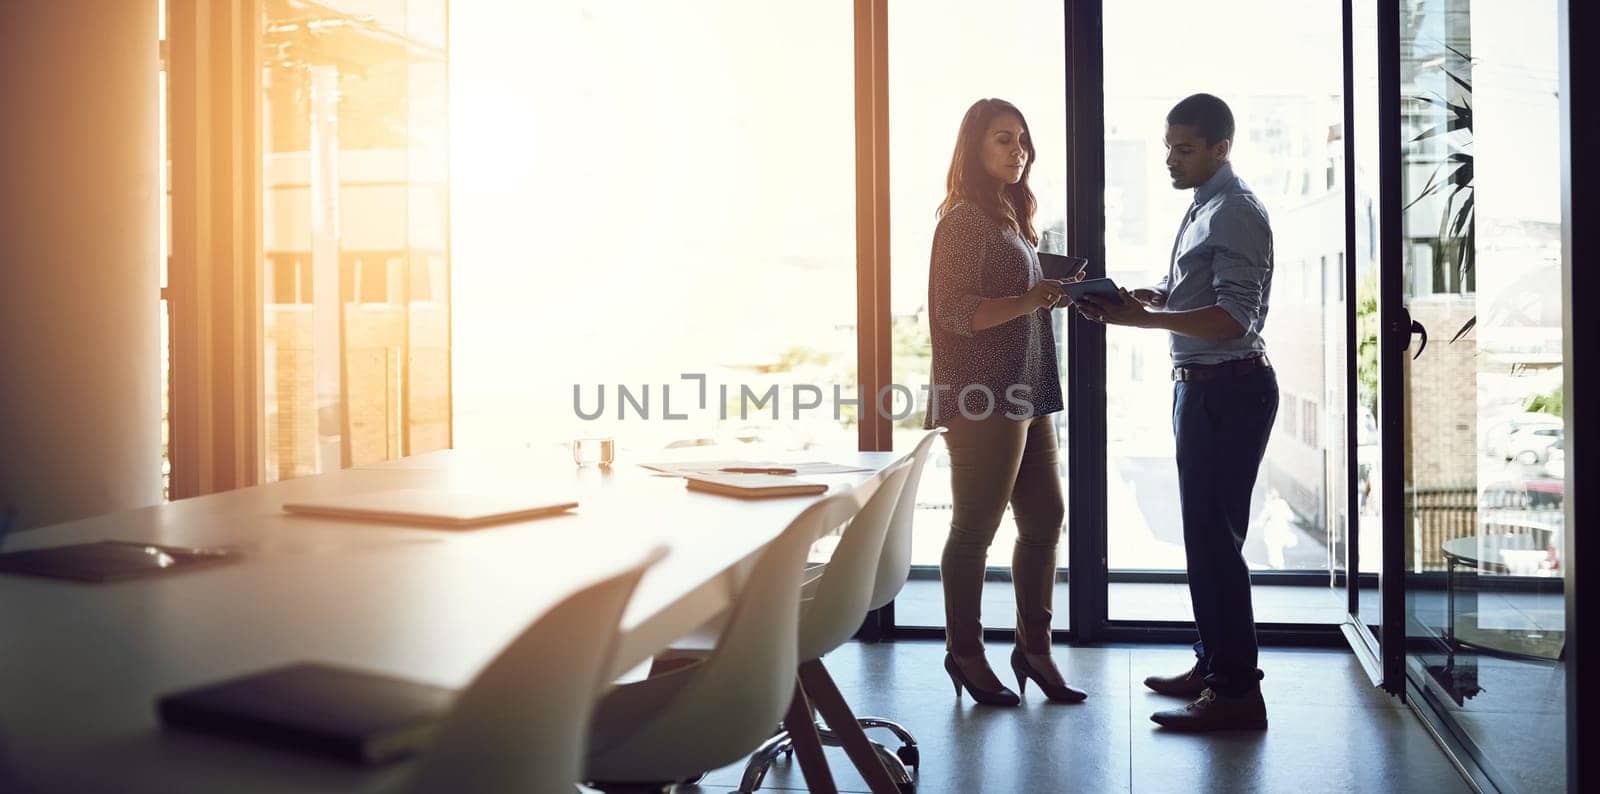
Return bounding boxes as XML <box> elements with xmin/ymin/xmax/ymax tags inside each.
<box><xmin>1397</xmin><ymin>1</ymin><xmax>1568</xmax><ymax>790</ymax></box>
<box><xmin>1103</xmin><ymin>0</ymin><xmax>1348</xmax><ymax>623</ymax></box>
<box><xmin>159</xmin><ymin>0</ymin><xmax>171</xmax><ymax>500</ymax></box>
<box><xmin>261</xmin><ymin>0</ymin><xmax>450</xmax><ymax>479</ymax></box>
<box><xmin>886</xmin><ymin>0</ymin><xmax>1068</xmax><ymax>628</ymax></box>
<box><xmin>449</xmin><ymin>3</ymin><xmax>857</xmax><ymax>459</ymax></box>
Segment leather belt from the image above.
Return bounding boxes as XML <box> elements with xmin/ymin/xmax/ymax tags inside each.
<box><xmin>1172</xmin><ymin>355</ymin><xmax>1272</xmax><ymax>383</ymax></box>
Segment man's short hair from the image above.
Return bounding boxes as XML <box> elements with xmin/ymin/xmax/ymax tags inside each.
<box><xmin>1166</xmin><ymin>94</ymin><xmax>1235</xmax><ymax>147</ymax></box>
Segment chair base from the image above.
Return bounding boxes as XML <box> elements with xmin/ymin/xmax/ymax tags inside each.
<box><xmin>584</xmin><ymin>772</ymin><xmax>706</xmax><ymax>793</ymax></box>
<box><xmin>583</xmin><ymin>782</ymin><xmax>672</xmax><ymax>794</ymax></box>
<box><xmin>736</xmin><ymin>716</ymin><xmax>916</xmax><ymax>793</ymax></box>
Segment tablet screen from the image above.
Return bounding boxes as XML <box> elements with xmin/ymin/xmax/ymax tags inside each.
<box><xmin>0</xmin><ymin>541</ymin><xmax>238</xmax><ymax>583</ymax></box>
<box><xmin>1062</xmin><ymin>277</ymin><xmax>1124</xmax><ymax>305</ymax></box>
<box><xmin>1038</xmin><ymin>252</ymin><xmax>1089</xmax><ymax>280</ymax></box>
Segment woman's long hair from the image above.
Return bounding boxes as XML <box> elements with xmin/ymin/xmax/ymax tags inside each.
<box><xmin>937</xmin><ymin>98</ymin><xmax>1039</xmax><ymax>246</ymax></box>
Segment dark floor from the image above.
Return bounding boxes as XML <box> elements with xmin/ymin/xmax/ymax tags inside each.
<box><xmin>894</xmin><ymin>579</ymin><xmax>1354</xmax><ymax>628</ymax></box>
<box><xmin>689</xmin><ymin>641</ymin><xmax>1471</xmax><ymax>793</ymax></box>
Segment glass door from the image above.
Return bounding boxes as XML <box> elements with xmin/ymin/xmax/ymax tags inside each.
<box><xmin>1380</xmin><ymin>0</ymin><xmax>1570</xmax><ymax>789</ymax></box>
<box><xmin>1345</xmin><ymin>0</ymin><xmax>1388</xmax><ymax>655</ymax></box>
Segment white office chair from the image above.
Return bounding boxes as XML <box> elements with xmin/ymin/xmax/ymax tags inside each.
<box><xmin>739</xmin><ymin>435</ymin><xmax>940</xmax><ymax>793</ymax></box>
<box><xmin>786</xmin><ymin>456</ymin><xmax>915</xmax><ymax>793</ymax></box>
<box><xmin>850</xmin><ymin>428</ymin><xmax>946</xmax><ymax>767</ymax></box>
<box><xmin>582</xmin><ymin>485</ymin><xmax>880</xmax><ymax>791</ymax></box>
<box><xmin>404</xmin><ymin>545</ymin><xmax>667</xmax><ymax>794</ymax></box>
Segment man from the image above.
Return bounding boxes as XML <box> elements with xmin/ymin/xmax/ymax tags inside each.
<box><xmin>1076</xmin><ymin>93</ymin><xmax>1276</xmax><ymax>732</ymax></box>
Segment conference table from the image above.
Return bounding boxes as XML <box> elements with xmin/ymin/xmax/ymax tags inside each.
<box><xmin>0</xmin><ymin>447</ymin><xmax>895</xmax><ymax>793</ymax></box>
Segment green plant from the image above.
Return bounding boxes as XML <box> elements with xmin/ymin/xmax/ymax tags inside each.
<box><xmin>892</xmin><ymin>312</ymin><xmax>933</xmax><ymax>430</ymax></box>
<box><xmin>771</xmin><ymin>346</ymin><xmax>836</xmax><ymax>372</ymax></box>
<box><xmin>1404</xmin><ymin>42</ymin><xmax>1476</xmax><ymax>342</ymax></box>
<box><xmin>1525</xmin><ymin>385</ymin><xmax>1563</xmax><ymax>418</ymax></box>
<box><xmin>1355</xmin><ymin>268</ymin><xmax>1380</xmax><ymax>417</ymax></box>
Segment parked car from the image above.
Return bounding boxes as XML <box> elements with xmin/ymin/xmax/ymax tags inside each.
<box><xmin>1543</xmin><ymin>437</ymin><xmax>1566</xmax><ymax>479</ymax></box>
<box><xmin>1504</xmin><ymin>426</ymin><xmax>1563</xmax><ymax>465</ymax></box>
<box><xmin>1484</xmin><ymin>412</ymin><xmax>1562</xmax><ymax>461</ymax></box>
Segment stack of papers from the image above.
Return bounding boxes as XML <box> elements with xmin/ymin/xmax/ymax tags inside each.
<box><xmin>684</xmin><ymin>472</ymin><xmax>830</xmax><ymax>499</ymax></box>
<box><xmin>640</xmin><ymin>460</ymin><xmax>872</xmax><ymax>478</ymax></box>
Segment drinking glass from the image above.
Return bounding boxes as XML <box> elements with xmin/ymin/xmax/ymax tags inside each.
<box><xmin>572</xmin><ymin>437</ymin><xmax>616</xmax><ymax>467</ymax></box>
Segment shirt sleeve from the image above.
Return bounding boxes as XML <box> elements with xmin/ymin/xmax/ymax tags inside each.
<box><xmin>1208</xmin><ymin>199</ymin><xmax>1273</xmax><ymax>335</ymax></box>
<box><xmin>929</xmin><ymin>205</ymin><xmax>987</xmax><ymax>338</ymax></box>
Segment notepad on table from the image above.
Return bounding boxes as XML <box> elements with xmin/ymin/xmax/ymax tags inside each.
<box><xmin>282</xmin><ymin>489</ymin><xmax>577</xmax><ymax>529</ymax></box>
<box><xmin>156</xmin><ymin>662</ymin><xmax>455</xmax><ymax>765</ymax></box>
<box><xmin>685</xmin><ymin>472</ymin><xmax>829</xmax><ymax>499</ymax></box>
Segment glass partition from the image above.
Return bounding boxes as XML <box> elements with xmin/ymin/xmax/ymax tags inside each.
<box><xmin>1396</xmin><ymin>0</ymin><xmax>1568</xmax><ymax>789</ymax></box>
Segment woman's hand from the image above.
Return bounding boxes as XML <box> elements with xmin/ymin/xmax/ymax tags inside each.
<box><xmin>1025</xmin><ymin>279</ymin><xmax>1067</xmax><ymax>311</ymax></box>
<box><xmin>1052</xmin><ymin>271</ymin><xmax>1087</xmax><ymax>308</ymax></box>
<box><xmin>971</xmin><ymin>276</ymin><xmax>1079</xmax><ymax>330</ymax></box>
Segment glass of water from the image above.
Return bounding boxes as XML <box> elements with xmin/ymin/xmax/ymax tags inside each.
<box><xmin>572</xmin><ymin>437</ymin><xmax>616</xmax><ymax>468</ymax></box>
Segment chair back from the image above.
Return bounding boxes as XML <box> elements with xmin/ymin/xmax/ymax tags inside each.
<box><xmin>405</xmin><ymin>545</ymin><xmax>666</xmax><ymax>794</ymax></box>
<box><xmin>797</xmin><ymin>458</ymin><xmax>913</xmax><ymax>662</ymax></box>
<box><xmin>584</xmin><ymin>487</ymin><xmax>867</xmax><ymax>781</ymax></box>
<box><xmin>868</xmin><ymin>428</ymin><xmax>946</xmax><ymax>610</ymax></box>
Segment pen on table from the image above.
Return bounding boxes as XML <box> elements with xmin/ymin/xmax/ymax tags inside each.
<box><xmin>718</xmin><ymin>466</ymin><xmax>798</xmax><ymax>475</ymax></box>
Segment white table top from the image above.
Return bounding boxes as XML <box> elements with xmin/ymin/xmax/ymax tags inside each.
<box><xmin>0</xmin><ymin>447</ymin><xmax>894</xmax><ymax>793</ymax></box>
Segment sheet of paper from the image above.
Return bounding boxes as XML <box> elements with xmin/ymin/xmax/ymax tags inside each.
<box><xmin>638</xmin><ymin>460</ymin><xmax>874</xmax><ymax>477</ymax></box>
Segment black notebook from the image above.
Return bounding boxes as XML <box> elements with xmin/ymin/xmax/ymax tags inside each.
<box><xmin>157</xmin><ymin>662</ymin><xmax>456</xmax><ymax>765</ymax></box>
<box><xmin>0</xmin><ymin>540</ymin><xmax>238</xmax><ymax>583</ymax></box>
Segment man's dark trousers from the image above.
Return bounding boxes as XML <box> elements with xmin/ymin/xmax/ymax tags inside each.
<box><xmin>1173</xmin><ymin>365</ymin><xmax>1279</xmax><ymax>697</ymax></box>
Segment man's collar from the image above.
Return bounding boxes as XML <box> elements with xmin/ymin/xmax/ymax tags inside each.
<box><xmin>1193</xmin><ymin>161</ymin><xmax>1234</xmax><ymax>205</ymax></box>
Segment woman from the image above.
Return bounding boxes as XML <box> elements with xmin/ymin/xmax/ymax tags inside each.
<box><xmin>924</xmin><ymin>98</ymin><xmax>1086</xmax><ymax>706</ymax></box>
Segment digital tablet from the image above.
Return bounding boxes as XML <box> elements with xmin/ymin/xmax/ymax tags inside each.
<box><xmin>0</xmin><ymin>540</ymin><xmax>239</xmax><ymax>583</ymax></box>
<box><xmin>1062</xmin><ymin>277</ymin><xmax>1125</xmax><ymax>305</ymax></box>
<box><xmin>1038</xmin><ymin>252</ymin><xmax>1089</xmax><ymax>280</ymax></box>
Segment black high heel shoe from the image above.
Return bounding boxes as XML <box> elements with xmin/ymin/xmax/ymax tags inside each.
<box><xmin>1010</xmin><ymin>646</ymin><xmax>1088</xmax><ymax>703</ymax></box>
<box><xmin>944</xmin><ymin>652</ymin><xmax>1021</xmax><ymax>707</ymax></box>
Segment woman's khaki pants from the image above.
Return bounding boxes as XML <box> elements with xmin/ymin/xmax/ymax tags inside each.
<box><xmin>940</xmin><ymin>414</ymin><xmax>1064</xmax><ymax>656</ymax></box>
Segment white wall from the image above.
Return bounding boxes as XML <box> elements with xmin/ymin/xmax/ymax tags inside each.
<box><xmin>0</xmin><ymin>1</ymin><xmax>162</xmax><ymax>529</ymax></box>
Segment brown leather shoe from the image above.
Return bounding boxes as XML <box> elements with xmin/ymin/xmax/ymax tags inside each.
<box><xmin>1143</xmin><ymin>662</ymin><xmax>1208</xmax><ymax>697</ymax></box>
<box><xmin>1150</xmin><ymin>688</ymin><xmax>1268</xmax><ymax>732</ymax></box>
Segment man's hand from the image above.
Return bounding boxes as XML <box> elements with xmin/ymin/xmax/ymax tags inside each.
<box><xmin>1130</xmin><ymin>288</ymin><xmax>1168</xmax><ymax>308</ymax></box>
<box><xmin>1076</xmin><ymin>288</ymin><xmax>1153</xmax><ymax>327</ymax></box>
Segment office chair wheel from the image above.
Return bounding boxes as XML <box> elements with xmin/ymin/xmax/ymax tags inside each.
<box><xmin>896</xmin><ymin>744</ymin><xmax>919</xmax><ymax>769</ymax></box>
<box><xmin>872</xmin><ymin>741</ymin><xmax>916</xmax><ymax>793</ymax></box>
